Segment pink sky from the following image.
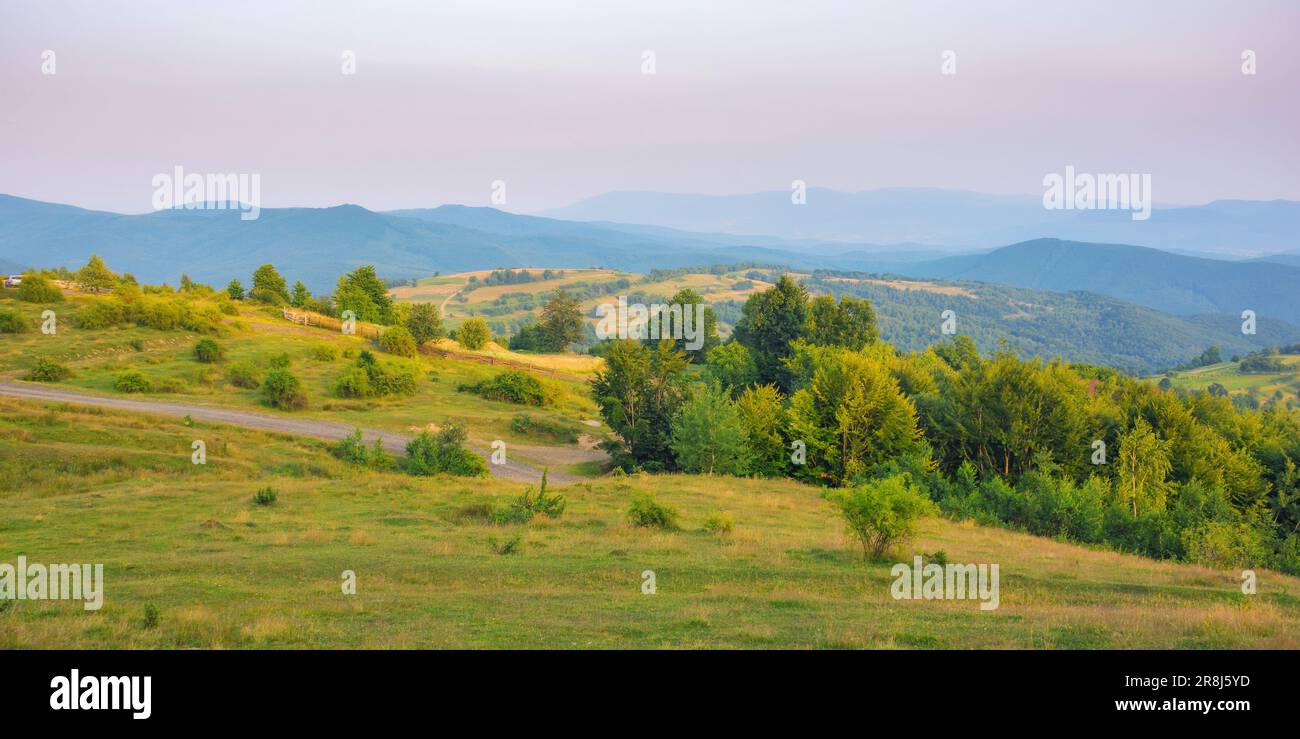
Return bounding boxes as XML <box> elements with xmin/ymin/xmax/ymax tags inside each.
<box><xmin>1</xmin><ymin>0</ymin><xmax>1297</xmax><ymax>213</ymax></box>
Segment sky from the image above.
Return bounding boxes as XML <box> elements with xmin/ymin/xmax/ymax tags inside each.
<box><xmin>1</xmin><ymin>0</ymin><xmax>1297</xmax><ymax>214</ymax></box>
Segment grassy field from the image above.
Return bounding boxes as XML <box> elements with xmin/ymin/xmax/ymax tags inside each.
<box><xmin>0</xmin><ymin>292</ymin><xmax>608</xmax><ymax>458</ymax></box>
<box><xmin>1158</xmin><ymin>355</ymin><xmax>1300</xmax><ymax>408</ymax></box>
<box><xmin>2</xmin><ymin>397</ymin><xmax>1298</xmax><ymax>649</ymax></box>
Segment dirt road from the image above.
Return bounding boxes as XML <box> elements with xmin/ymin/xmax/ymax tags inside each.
<box><xmin>0</xmin><ymin>381</ymin><xmax>588</xmax><ymax>485</ymax></box>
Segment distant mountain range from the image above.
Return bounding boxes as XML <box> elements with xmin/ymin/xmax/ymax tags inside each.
<box><xmin>896</xmin><ymin>238</ymin><xmax>1300</xmax><ymax>324</ymax></box>
<box><xmin>543</xmin><ymin>187</ymin><xmax>1300</xmax><ymax>258</ymax></box>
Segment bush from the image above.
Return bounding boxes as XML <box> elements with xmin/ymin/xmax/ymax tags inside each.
<box><xmin>16</xmin><ymin>274</ymin><xmax>63</xmax><ymax>303</ymax></box>
<box><xmin>268</xmin><ymin>352</ymin><xmax>292</xmax><ymax>369</ymax></box>
<box><xmin>253</xmin><ymin>486</ymin><xmax>278</xmax><ymax>506</ymax></box>
<box><xmin>460</xmin><ymin>370</ymin><xmax>552</xmax><ymax>406</ymax></box>
<box><xmin>627</xmin><ymin>494</ymin><xmax>679</xmax><ymax>530</ymax></box>
<box><xmin>193</xmin><ymin>338</ymin><xmax>223</xmax><ymax>363</ymax></box>
<box><xmin>703</xmin><ymin>511</ymin><xmax>734</xmax><ymax>535</ymax></box>
<box><xmin>334</xmin><ymin>365</ymin><xmax>372</xmax><ymax>398</ymax></box>
<box><xmin>113</xmin><ymin>370</ymin><xmax>152</xmax><ymax>393</ymax></box>
<box><xmin>405</xmin><ymin>423</ymin><xmax>489</xmax><ymax>477</ymax></box>
<box><xmin>510</xmin><ymin>413</ymin><xmax>580</xmax><ymax>443</ymax></box>
<box><xmin>378</xmin><ymin>325</ymin><xmax>417</xmax><ymax>357</ymax></box>
<box><xmin>310</xmin><ymin>343</ymin><xmax>340</xmax><ymax>362</ymax></box>
<box><xmin>142</xmin><ymin>603</ymin><xmax>160</xmax><ymax>630</ymax></box>
<box><xmin>261</xmin><ymin>368</ymin><xmax>307</xmax><ymax>410</ymax></box>
<box><xmin>824</xmin><ymin>474</ymin><xmax>936</xmax><ymax>559</ymax></box>
<box><xmin>73</xmin><ymin>301</ymin><xmax>125</xmax><ymax>329</ymax></box>
<box><xmin>457</xmin><ymin>318</ymin><xmax>492</xmax><ymax>350</ymax></box>
<box><xmin>330</xmin><ymin>428</ymin><xmax>392</xmax><ymax>470</ymax></box>
<box><xmin>669</xmin><ymin>383</ymin><xmax>751</xmax><ymax>475</ymax></box>
<box><xmin>488</xmin><ymin>534</ymin><xmax>523</xmax><ymax>555</ymax></box>
<box><xmin>1182</xmin><ymin>521</ymin><xmax>1271</xmax><ymax>568</ymax></box>
<box><xmin>334</xmin><ymin>352</ymin><xmax>418</xmax><ymax>398</ymax></box>
<box><xmin>493</xmin><ymin>469</ymin><xmax>565</xmax><ymax>524</ymax></box>
<box><xmin>227</xmin><ymin>360</ymin><xmax>261</xmax><ymax>389</ymax></box>
<box><xmin>24</xmin><ymin>356</ymin><xmax>71</xmax><ymax>382</ymax></box>
<box><xmin>0</xmin><ymin>310</ymin><xmax>28</xmax><ymax>333</ymax></box>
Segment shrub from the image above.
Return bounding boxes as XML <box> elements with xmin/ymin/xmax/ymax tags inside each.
<box><xmin>25</xmin><ymin>356</ymin><xmax>71</xmax><ymax>382</ymax></box>
<box><xmin>0</xmin><ymin>310</ymin><xmax>28</xmax><ymax>333</ymax></box>
<box><xmin>457</xmin><ymin>318</ymin><xmax>492</xmax><ymax>350</ymax></box>
<box><xmin>460</xmin><ymin>370</ymin><xmax>552</xmax><ymax>406</ymax></box>
<box><xmin>142</xmin><ymin>604</ymin><xmax>160</xmax><ymax>629</ymax></box>
<box><xmin>268</xmin><ymin>352</ymin><xmax>292</xmax><ymax>369</ymax></box>
<box><xmin>669</xmin><ymin>383</ymin><xmax>751</xmax><ymax>475</ymax></box>
<box><xmin>488</xmin><ymin>534</ymin><xmax>523</xmax><ymax>555</ymax></box>
<box><xmin>253</xmin><ymin>486</ymin><xmax>278</xmax><ymax>506</ymax></box>
<box><xmin>405</xmin><ymin>302</ymin><xmax>444</xmax><ymax>345</ymax></box>
<box><xmin>627</xmin><ymin>494</ymin><xmax>679</xmax><ymax>530</ymax></box>
<box><xmin>1182</xmin><ymin>521</ymin><xmax>1271</xmax><ymax>569</ymax></box>
<box><xmin>261</xmin><ymin>368</ymin><xmax>307</xmax><ymax>410</ymax></box>
<box><xmin>310</xmin><ymin>343</ymin><xmax>340</xmax><ymax>362</ymax></box>
<box><xmin>824</xmin><ymin>474</ymin><xmax>936</xmax><ymax>559</ymax></box>
<box><xmin>227</xmin><ymin>360</ymin><xmax>261</xmax><ymax>389</ymax></box>
<box><xmin>16</xmin><ymin>274</ymin><xmax>63</xmax><ymax>303</ymax></box>
<box><xmin>193</xmin><ymin>338</ymin><xmax>223</xmax><ymax>363</ymax></box>
<box><xmin>405</xmin><ymin>423</ymin><xmax>489</xmax><ymax>477</ymax></box>
<box><xmin>333</xmin><ymin>428</ymin><xmax>370</xmax><ymax>464</ymax></box>
<box><xmin>334</xmin><ymin>365</ymin><xmax>372</xmax><ymax>398</ymax></box>
<box><xmin>493</xmin><ymin>469</ymin><xmax>565</xmax><ymax>524</ymax></box>
<box><xmin>113</xmin><ymin>370</ymin><xmax>152</xmax><ymax>393</ymax></box>
<box><xmin>703</xmin><ymin>511</ymin><xmax>734</xmax><ymax>535</ymax></box>
<box><xmin>510</xmin><ymin>413</ymin><xmax>579</xmax><ymax>443</ymax></box>
<box><xmin>334</xmin><ymin>352</ymin><xmax>417</xmax><ymax>398</ymax></box>
<box><xmin>378</xmin><ymin>325</ymin><xmax>417</xmax><ymax>357</ymax></box>
<box><xmin>73</xmin><ymin>301</ymin><xmax>125</xmax><ymax>329</ymax></box>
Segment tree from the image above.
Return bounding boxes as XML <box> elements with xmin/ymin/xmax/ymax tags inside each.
<box><xmin>786</xmin><ymin>346</ymin><xmax>922</xmax><ymax>485</ymax></box>
<box><xmin>590</xmin><ymin>338</ymin><xmax>690</xmax><ymax>471</ymax></box>
<box><xmin>76</xmin><ymin>255</ymin><xmax>116</xmax><ymax>293</ymax></box>
<box><xmin>261</xmin><ymin>368</ymin><xmax>307</xmax><ymax>410</ymax></box>
<box><xmin>539</xmin><ymin>288</ymin><xmax>584</xmax><ymax>352</ymax></box>
<box><xmin>669</xmin><ymin>383</ymin><xmax>751</xmax><ymax>475</ymax></box>
<box><xmin>405</xmin><ymin>423</ymin><xmax>489</xmax><ymax>477</ymax></box>
<box><xmin>735</xmin><ymin>384</ymin><xmax>788</xmax><ymax>477</ymax></box>
<box><xmin>705</xmin><ymin>342</ymin><xmax>758</xmax><ymax>395</ymax></box>
<box><xmin>508</xmin><ymin>323</ymin><xmax>547</xmax><ymax>353</ymax></box>
<box><xmin>1115</xmin><ymin>418</ymin><xmax>1173</xmax><ymax>515</ymax></box>
<box><xmin>226</xmin><ymin>279</ymin><xmax>245</xmax><ymax>300</ymax></box>
<box><xmin>656</xmin><ymin>288</ymin><xmax>720</xmax><ymax>362</ymax></box>
<box><xmin>732</xmin><ymin>275</ymin><xmax>808</xmax><ymax>393</ymax></box>
<box><xmin>805</xmin><ymin>294</ymin><xmax>877</xmax><ymax>350</ymax></box>
<box><xmin>377</xmin><ymin>325</ymin><xmax>417</xmax><ymax>357</ymax></box>
<box><xmin>457</xmin><ymin>318</ymin><xmax>492</xmax><ymax>350</ymax></box>
<box><xmin>335</xmin><ymin>265</ymin><xmax>394</xmax><ymax>324</ymax></box>
<box><xmin>16</xmin><ymin>273</ymin><xmax>64</xmax><ymax>303</ymax></box>
<box><xmin>405</xmin><ymin>303</ymin><xmax>444</xmax><ymax>345</ymax></box>
<box><xmin>825</xmin><ymin>475</ymin><xmax>936</xmax><ymax>559</ymax></box>
<box><xmin>290</xmin><ymin>281</ymin><xmax>311</xmax><ymax>308</ymax></box>
<box><xmin>250</xmin><ymin>264</ymin><xmax>290</xmax><ymax>304</ymax></box>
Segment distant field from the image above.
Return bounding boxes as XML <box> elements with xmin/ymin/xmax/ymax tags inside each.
<box><xmin>3</xmin><ymin>397</ymin><xmax>1297</xmax><ymax>649</ymax></box>
<box><xmin>1158</xmin><ymin>355</ymin><xmax>1300</xmax><ymax>408</ymax></box>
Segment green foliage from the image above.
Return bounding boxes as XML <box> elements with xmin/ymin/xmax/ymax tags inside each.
<box><xmin>507</xmin><ymin>322</ymin><xmax>548</xmax><ymax>352</ymax></box>
<box><xmin>332</xmin><ymin>428</ymin><xmax>395</xmax><ymax>471</ymax></box>
<box><xmin>494</xmin><ymin>469</ymin><xmax>566</xmax><ymax>524</ymax></box>
<box><xmin>336</xmin><ymin>351</ymin><xmax>418</xmax><ymax>398</ymax></box>
<box><xmin>805</xmin><ymin>293</ymin><xmax>878</xmax><ymax>350</ymax></box>
<box><xmin>825</xmin><ymin>474</ymin><xmax>936</xmax><ymax>559</ymax></box>
<box><xmin>705</xmin><ymin>341</ymin><xmax>757</xmax><ymax>394</ymax></box>
<box><xmin>590</xmin><ymin>339</ymin><xmax>691</xmax><ymax>471</ymax></box>
<box><xmin>113</xmin><ymin>370</ymin><xmax>151</xmax><ymax>393</ymax></box>
<box><xmin>310</xmin><ymin>343</ymin><xmax>340</xmax><ymax>362</ymax></box>
<box><xmin>226</xmin><ymin>361</ymin><xmax>261</xmax><ymax>389</ymax></box>
<box><xmin>1239</xmin><ymin>354</ymin><xmax>1285</xmax><ymax>373</ymax></box>
<box><xmin>16</xmin><ymin>273</ymin><xmax>64</xmax><ymax>303</ymax></box>
<box><xmin>733</xmin><ymin>275</ymin><xmax>809</xmax><ymax>392</ymax></box>
<box><xmin>461</xmin><ymin>369</ymin><xmax>552</xmax><ymax>406</ymax></box>
<box><xmin>334</xmin><ymin>265</ymin><xmax>394</xmax><ymax>324</ymax></box>
<box><xmin>456</xmin><ymin>317</ymin><xmax>492</xmax><ymax>350</ymax></box>
<box><xmin>252</xmin><ymin>486</ymin><xmax>278</xmax><ymax>506</ymax></box>
<box><xmin>1182</xmin><ymin>521</ymin><xmax>1271</xmax><ymax>569</ymax></box>
<box><xmin>25</xmin><ymin>357</ymin><xmax>71</xmax><ymax>383</ymax></box>
<box><xmin>192</xmin><ymin>338</ymin><xmax>223</xmax><ymax>363</ymax></box>
<box><xmin>405</xmin><ymin>423</ymin><xmax>489</xmax><ymax>477</ymax></box>
<box><xmin>735</xmin><ymin>384</ymin><xmax>788</xmax><ymax>477</ymax></box>
<box><xmin>260</xmin><ymin>368</ymin><xmax>307</xmax><ymax>410</ymax></box>
<box><xmin>510</xmin><ymin>413</ymin><xmax>580</xmax><ymax>443</ymax></box>
<box><xmin>626</xmin><ymin>494</ymin><xmax>680</xmax><ymax>530</ymax></box>
<box><xmin>142</xmin><ymin>603</ymin><xmax>160</xmax><ymax>630</ymax></box>
<box><xmin>226</xmin><ymin>279</ymin><xmax>245</xmax><ymax>300</ymax></box>
<box><xmin>75</xmin><ymin>254</ymin><xmax>117</xmax><ymax>293</ymax></box>
<box><xmin>405</xmin><ymin>302</ymin><xmax>444</xmax><ymax>345</ymax></box>
<box><xmin>539</xmin><ymin>288</ymin><xmax>584</xmax><ymax>351</ymax></box>
<box><xmin>669</xmin><ymin>383</ymin><xmax>751</xmax><ymax>475</ymax></box>
<box><xmin>488</xmin><ymin>534</ymin><xmax>523</xmax><ymax>555</ymax></box>
<box><xmin>290</xmin><ymin>281</ymin><xmax>311</xmax><ymax>308</ymax></box>
<box><xmin>250</xmin><ymin>264</ymin><xmax>290</xmax><ymax>304</ymax></box>
<box><xmin>0</xmin><ymin>309</ymin><xmax>29</xmax><ymax>333</ymax></box>
<box><xmin>72</xmin><ymin>301</ymin><xmax>125</xmax><ymax>329</ymax></box>
<box><xmin>703</xmin><ymin>511</ymin><xmax>734</xmax><ymax>535</ymax></box>
<box><xmin>659</xmin><ymin>288</ymin><xmax>720</xmax><ymax>362</ymax></box>
<box><xmin>378</xmin><ymin>325</ymin><xmax>418</xmax><ymax>357</ymax></box>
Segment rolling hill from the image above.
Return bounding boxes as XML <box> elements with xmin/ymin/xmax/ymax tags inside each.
<box><xmin>897</xmin><ymin>238</ymin><xmax>1300</xmax><ymax>325</ymax></box>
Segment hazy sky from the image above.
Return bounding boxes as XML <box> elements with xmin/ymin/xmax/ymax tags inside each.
<box><xmin>1</xmin><ymin>0</ymin><xmax>1297</xmax><ymax>213</ymax></box>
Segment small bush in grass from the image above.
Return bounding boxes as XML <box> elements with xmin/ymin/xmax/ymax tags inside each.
<box><xmin>488</xmin><ymin>533</ymin><xmax>523</xmax><ymax>555</ymax></box>
<box><xmin>261</xmin><ymin>368</ymin><xmax>307</xmax><ymax>410</ymax></box>
<box><xmin>16</xmin><ymin>274</ymin><xmax>63</xmax><ymax>303</ymax></box>
<box><xmin>703</xmin><ymin>511</ymin><xmax>734</xmax><ymax>535</ymax></box>
<box><xmin>142</xmin><ymin>603</ymin><xmax>160</xmax><ymax>629</ymax></box>
<box><xmin>227</xmin><ymin>360</ymin><xmax>260</xmax><ymax>389</ymax></box>
<box><xmin>268</xmin><ymin>352</ymin><xmax>291</xmax><ymax>369</ymax></box>
<box><xmin>310</xmin><ymin>343</ymin><xmax>340</xmax><ymax>361</ymax></box>
<box><xmin>405</xmin><ymin>422</ymin><xmax>489</xmax><ymax>477</ymax></box>
<box><xmin>334</xmin><ymin>365</ymin><xmax>372</xmax><ymax>398</ymax></box>
<box><xmin>193</xmin><ymin>338</ymin><xmax>223</xmax><ymax>363</ymax></box>
<box><xmin>332</xmin><ymin>428</ymin><xmax>391</xmax><ymax>470</ymax></box>
<box><xmin>627</xmin><ymin>494</ymin><xmax>679</xmax><ymax>530</ymax></box>
<box><xmin>24</xmin><ymin>356</ymin><xmax>71</xmax><ymax>382</ymax></box>
<box><xmin>0</xmin><ymin>309</ymin><xmax>28</xmax><ymax>333</ymax></box>
<box><xmin>460</xmin><ymin>369</ymin><xmax>553</xmax><ymax>406</ymax></box>
<box><xmin>494</xmin><ymin>469</ymin><xmax>565</xmax><ymax>524</ymax></box>
<box><xmin>128</xmin><ymin>338</ymin><xmax>145</xmax><ymax>351</ymax></box>
<box><xmin>378</xmin><ymin>325</ymin><xmax>417</xmax><ymax>357</ymax></box>
<box><xmin>73</xmin><ymin>300</ymin><xmax>124</xmax><ymax>329</ymax></box>
<box><xmin>253</xmin><ymin>486</ymin><xmax>278</xmax><ymax>506</ymax></box>
<box><xmin>824</xmin><ymin>474</ymin><xmax>936</xmax><ymax>559</ymax></box>
<box><xmin>113</xmin><ymin>369</ymin><xmax>151</xmax><ymax>393</ymax></box>
<box><xmin>510</xmin><ymin>413</ymin><xmax>579</xmax><ymax>443</ymax></box>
